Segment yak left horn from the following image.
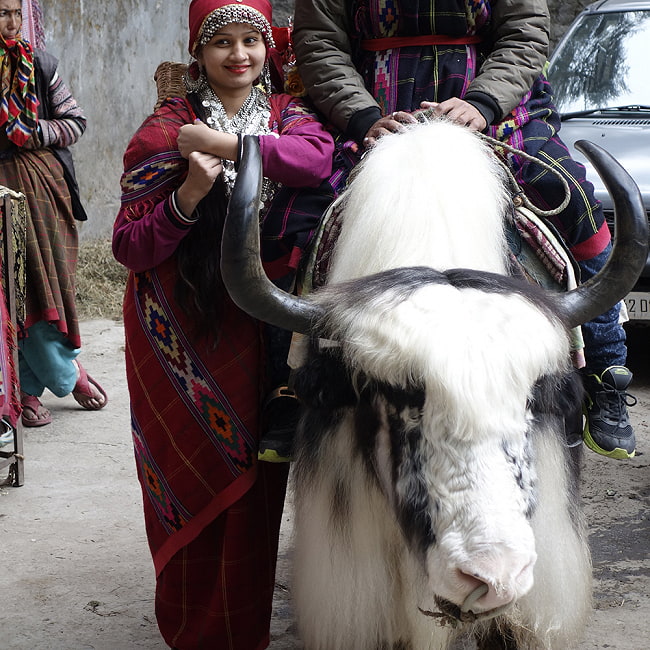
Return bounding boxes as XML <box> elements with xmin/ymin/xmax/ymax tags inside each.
<box><xmin>220</xmin><ymin>135</ymin><xmax>325</xmax><ymax>334</ymax></box>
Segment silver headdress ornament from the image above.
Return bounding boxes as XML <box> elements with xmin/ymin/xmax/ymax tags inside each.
<box><xmin>195</xmin><ymin>5</ymin><xmax>275</xmax><ymax>54</ymax></box>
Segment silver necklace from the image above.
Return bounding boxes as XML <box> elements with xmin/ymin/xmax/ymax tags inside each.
<box><xmin>199</xmin><ymin>85</ymin><xmax>278</xmax><ymax>206</ymax></box>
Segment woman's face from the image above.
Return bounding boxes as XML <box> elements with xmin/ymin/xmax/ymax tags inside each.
<box><xmin>197</xmin><ymin>22</ymin><xmax>267</xmax><ymax>98</ymax></box>
<box><xmin>0</xmin><ymin>0</ymin><xmax>22</xmax><ymax>40</ymax></box>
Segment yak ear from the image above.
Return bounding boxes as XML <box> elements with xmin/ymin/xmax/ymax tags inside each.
<box><xmin>220</xmin><ymin>135</ymin><xmax>325</xmax><ymax>334</ymax></box>
<box><xmin>554</xmin><ymin>140</ymin><xmax>648</xmax><ymax>328</ymax></box>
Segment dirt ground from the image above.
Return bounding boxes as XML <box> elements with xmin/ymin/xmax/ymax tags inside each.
<box><xmin>1</xmin><ymin>319</ymin><xmax>648</xmax><ymax>650</ymax></box>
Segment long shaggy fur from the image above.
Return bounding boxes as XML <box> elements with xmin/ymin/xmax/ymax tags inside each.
<box><xmin>328</xmin><ymin>119</ymin><xmax>511</xmax><ymax>283</ymax></box>
<box><xmin>291</xmin><ymin>121</ymin><xmax>592</xmax><ymax>649</ymax></box>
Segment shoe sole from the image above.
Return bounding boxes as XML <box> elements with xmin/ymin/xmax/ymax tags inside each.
<box><xmin>583</xmin><ymin>427</ymin><xmax>635</xmax><ymax>460</ymax></box>
<box><xmin>258</xmin><ymin>449</ymin><xmax>293</xmax><ymax>463</ymax></box>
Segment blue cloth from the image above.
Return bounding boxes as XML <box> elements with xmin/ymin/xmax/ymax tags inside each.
<box><xmin>578</xmin><ymin>244</ymin><xmax>627</xmax><ymax>374</ymax></box>
<box><xmin>18</xmin><ymin>320</ymin><xmax>79</xmax><ymax>397</ymax></box>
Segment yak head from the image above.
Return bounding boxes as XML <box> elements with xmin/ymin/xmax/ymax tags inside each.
<box><xmin>291</xmin><ymin>267</ymin><xmax>585</xmax><ymax>619</ymax></box>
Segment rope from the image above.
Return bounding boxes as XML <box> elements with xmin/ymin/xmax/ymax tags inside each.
<box><xmin>414</xmin><ymin>109</ymin><xmax>572</xmax><ymax>217</ymax></box>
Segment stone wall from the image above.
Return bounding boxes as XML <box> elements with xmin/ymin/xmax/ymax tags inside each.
<box><xmin>40</xmin><ymin>0</ymin><xmax>589</xmax><ymax>239</ymax></box>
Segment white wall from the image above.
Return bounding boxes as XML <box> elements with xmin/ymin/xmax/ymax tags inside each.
<box><xmin>43</xmin><ymin>1</ymin><xmax>188</xmax><ymax>239</ymax></box>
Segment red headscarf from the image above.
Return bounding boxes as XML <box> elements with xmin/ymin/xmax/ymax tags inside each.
<box><xmin>188</xmin><ymin>0</ymin><xmax>273</xmax><ymax>56</ymax></box>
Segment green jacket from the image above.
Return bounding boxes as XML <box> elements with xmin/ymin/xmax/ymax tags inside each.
<box><xmin>293</xmin><ymin>0</ymin><xmax>550</xmax><ymax>140</ymax></box>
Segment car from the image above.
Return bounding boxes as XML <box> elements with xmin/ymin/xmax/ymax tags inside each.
<box><xmin>546</xmin><ymin>0</ymin><xmax>650</xmax><ymax>322</ymax></box>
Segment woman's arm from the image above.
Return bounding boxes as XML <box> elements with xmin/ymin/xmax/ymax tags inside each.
<box><xmin>177</xmin><ymin>101</ymin><xmax>335</xmax><ymax>188</ymax></box>
<box><xmin>113</xmin><ymin>192</ymin><xmax>196</xmax><ymax>273</ymax></box>
<box><xmin>293</xmin><ymin>0</ymin><xmax>381</xmax><ymax>140</ymax></box>
<box><xmin>34</xmin><ymin>71</ymin><xmax>87</xmax><ymax>148</ymax></box>
<box><xmin>113</xmin><ymin>99</ymin><xmax>221</xmax><ymax>273</ymax></box>
<box><xmin>258</xmin><ymin>114</ymin><xmax>334</xmax><ymax>187</ymax></box>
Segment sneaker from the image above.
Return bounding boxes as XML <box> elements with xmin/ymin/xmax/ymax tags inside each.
<box><xmin>258</xmin><ymin>386</ymin><xmax>300</xmax><ymax>463</ymax></box>
<box><xmin>583</xmin><ymin>366</ymin><xmax>637</xmax><ymax>459</ymax></box>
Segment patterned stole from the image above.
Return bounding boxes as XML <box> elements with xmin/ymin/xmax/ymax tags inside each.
<box><xmin>0</xmin><ymin>34</ymin><xmax>39</xmax><ymax>146</ymax></box>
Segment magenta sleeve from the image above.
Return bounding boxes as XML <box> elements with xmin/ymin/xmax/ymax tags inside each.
<box><xmin>258</xmin><ymin>119</ymin><xmax>334</xmax><ymax>187</ymax></box>
<box><xmin>112</xmin><ymin>193</ymin><xmax>197</xmax><ymax>273</ymax></box>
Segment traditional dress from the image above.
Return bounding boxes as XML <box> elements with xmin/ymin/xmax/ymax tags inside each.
<box><xmin>114</xmin><ymin>90</ymin><xmax>334</xmax><ymax>648</ymax></box>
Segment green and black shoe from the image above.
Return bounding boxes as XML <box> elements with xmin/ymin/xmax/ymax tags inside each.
<box><xmin>583</xmin><ymin>366</ymin><xmax>636</xmax><ymax>459</ymax></box>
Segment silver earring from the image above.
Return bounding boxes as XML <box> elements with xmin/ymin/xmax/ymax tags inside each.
<box><xmin>184</xmin><ymin>61</ymin><xmax>207</xmax><ymax>93</ymax></box>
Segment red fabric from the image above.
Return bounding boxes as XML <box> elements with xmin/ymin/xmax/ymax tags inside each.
<box><xmin>188</xmin><ymin>0</ymin><xmax>273</xmax><ymax>54</ymax></box>
<box><xmin>565</xmin><ymin>221</ymin><xmax>611</xmax><ymax>262</ymax></box>
<box><xmin>0</xmin><ymin>281</ymin><xmax>20</xmax><ymax>428</ymax></box>
<box><xmin>123</xmin><ymin>255</ymin><xmax>289</xmax><ymax>649</ymax></box>
<box><xmin>155</xmin><ymin>462</ymin><xmax>288</xmax><ymax>650</ymax></box>
<box><xmin>361</xmin><ymin>33</ymin><xmax>483</xmax><ymax>50</ymax></box>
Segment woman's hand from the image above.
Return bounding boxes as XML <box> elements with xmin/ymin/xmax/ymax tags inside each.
<box><xmin>178</xmin><ymin>121</ymin><xmax>217</xmax><ymax>159</ymax></box>
<box><xmin>175</xmin><ymin>151</ymin><xmax>223</xmax><ymax>217</ymax></box>
<box><xmin>363</xmin><ymin>111</ymin><xmax>417</xmax><ymax>148</ymax></box>
<box><xmin>178</xmin><ymin>120</ymin><xmax>239</xmax><ymax>160</ymax></box>
<box><xmin>420</xmin><ymin>98</ymin><xmax>487</xmax><ymax>132</ymax></box>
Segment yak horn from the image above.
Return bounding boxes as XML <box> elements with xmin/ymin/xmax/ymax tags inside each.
<box><xmin>555</xmin><ymin>140</ymin><xmax>648</xmax><ymax>329</ymax></box>
<box><xmin>220</xmin><ymin>135</ymin><xmax>325</xmax><ymax>334</ymax></box>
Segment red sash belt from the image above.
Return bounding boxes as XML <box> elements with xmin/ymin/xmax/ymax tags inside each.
<box><xmin>361</xmin><ymin>34</ymin><xmax>482</xmax><ymax>51</ymax></box>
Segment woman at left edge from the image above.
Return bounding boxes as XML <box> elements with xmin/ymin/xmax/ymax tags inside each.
<box><xmin>0</xmin><ymin>0</ymin><xmax>107</xmax><ymax>429</ymax></box>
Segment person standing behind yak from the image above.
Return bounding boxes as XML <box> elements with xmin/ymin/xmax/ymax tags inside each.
<box><xmin>112</xmin><ymin>0</ymin><xmax>335</xmax><ymax>646</ymax></box>
<box><xmin>0</xmin><ymin>0</ymin><xmax>107</xmax><ymax>428</ymax></box>
<box><xmin>293</xmin><ymin>0</ymin><xmax>638</xmax><ymax>459</ymax></box>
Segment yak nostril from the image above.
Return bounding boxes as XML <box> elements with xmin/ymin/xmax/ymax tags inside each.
<box><xmin>456</xmin><ymin>568</ymin><xmax>486</xmax><ymax>594</ymax></box>
<box><xmin>455</xmin><ymin>567</ymin><xmax>516</xmax><ymax>611</ymax></box>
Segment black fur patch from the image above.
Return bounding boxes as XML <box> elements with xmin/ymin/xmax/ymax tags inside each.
<box><xmin>373</xmin><ymin>382</ymin><xmax>436</xmax><ymax>554</ymax></box>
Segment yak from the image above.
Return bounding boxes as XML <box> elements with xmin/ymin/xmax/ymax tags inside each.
<box><xmin>220</xmin><ymin>119</ymin><xmax>647</xmax><ymax>649</ymax></box>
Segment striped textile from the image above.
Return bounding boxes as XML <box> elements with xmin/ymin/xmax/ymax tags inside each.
<box><xmin>0</xmin><ymin>35</ymin><xmax>38</xmax><ymax>146</ymax></box>
<box><xmin>0</xmin><ymin>148</ymin><xmax>79</xmax><ymax>347</ymax></box>
<box><xmin>349</xmin><ymin>0</ymin><xmax>610</xmax><ymax>260</ymax></box>
<box><xmin>38</xmin><ymin>71</ymin><xmax>86</xmax><ymax>148</ymax></box>
<box><xmin>21</xmin><ymin>0</ymin><xmax>46</xmax><ymax>50</ymax></box>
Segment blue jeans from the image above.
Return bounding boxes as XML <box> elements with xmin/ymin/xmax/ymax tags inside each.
<box><xmin>578</xmin><ymin>244</ymin><xmax>627</xmax><ymax>375</ymax></box>
<box><xmin>18</xmin><ymin>321</ymin><xmax>80</xmax><ymax>397</ymax></box>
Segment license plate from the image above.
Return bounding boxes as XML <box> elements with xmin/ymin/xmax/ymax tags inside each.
<box><xmin>624</xmin><ymin>292</ymin><xmax>650</xmax><ymax>321</ymax></box>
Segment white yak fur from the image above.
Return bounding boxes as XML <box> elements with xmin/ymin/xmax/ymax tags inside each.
<box><xmin>327</xmin><ymin>119</ymin><xmax>512</xmax><ymax>283</ymax></box>
<box><xmin>292</xmin><ymin>120</ymin><xmax>592</xmax><ymax>649</ymax></box>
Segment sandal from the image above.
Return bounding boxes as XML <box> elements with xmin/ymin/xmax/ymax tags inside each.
<box><xmin>72</xmin><ymin>361</ymin><xmax>108</xmax><ymax>411</ymax></box>
<box><xmin>21</xmin><ymin>394</ymin><xmax>52</xmax><ymax>427</ymax></box>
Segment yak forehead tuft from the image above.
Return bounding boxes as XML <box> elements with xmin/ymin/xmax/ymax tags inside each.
<box><xmin>321</xmin><ymin>279</ymin><xmax>570</xmax><ymax>442</ymax></box>
<box><xmin>328</xmin><ymin>119</ymin><xmax>512</xmax><ymax>282</ymax></box>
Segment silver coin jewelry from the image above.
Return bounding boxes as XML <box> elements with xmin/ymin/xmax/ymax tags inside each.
<box><xmin>198</xmin><ymin>84</ymin><xmax>279</xmax><ymax>208</ymax></box>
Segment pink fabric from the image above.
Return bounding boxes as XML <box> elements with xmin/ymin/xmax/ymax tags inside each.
<box><xmin>20</xmin><ymin>0</ymin><xmax>45</xmax><ymax>49</ymax></box>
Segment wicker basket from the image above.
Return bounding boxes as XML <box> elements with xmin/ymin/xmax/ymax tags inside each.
<box><xmin>153</xmin><ymin>61</ymin><xmax>188</xmax><ymax>111</ymax></box>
